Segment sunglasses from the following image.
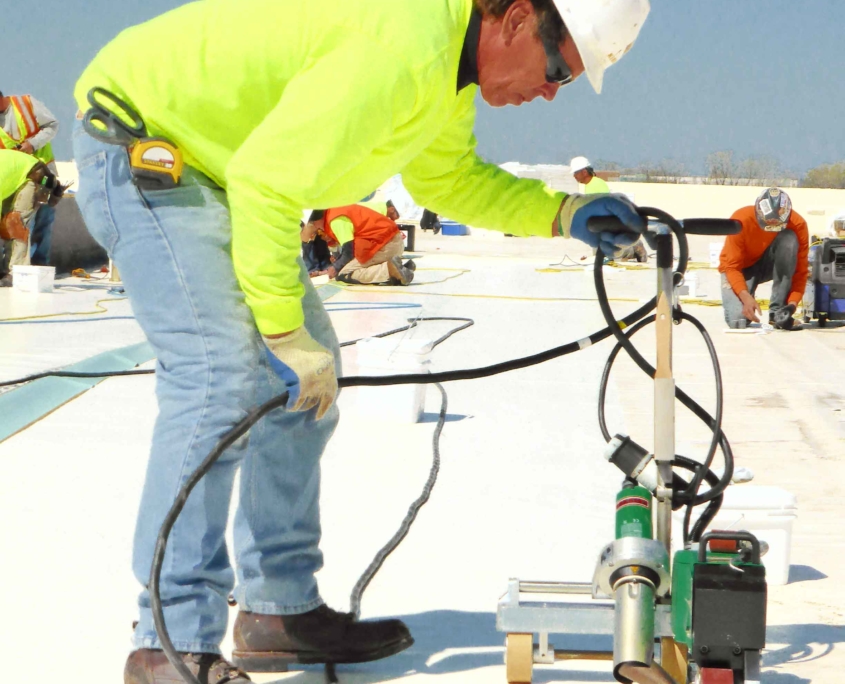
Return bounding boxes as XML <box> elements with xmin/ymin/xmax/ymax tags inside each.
<box><xmin>545</xmin><ymin>48</ymin><xmax>574</xmax><ymax>86</ymax></box>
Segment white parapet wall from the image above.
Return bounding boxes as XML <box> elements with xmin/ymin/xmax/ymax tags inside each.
<box><xmin>609</xmin><ymin>182</ymin><xmax>845</xmax><ymax>238</ymax></box>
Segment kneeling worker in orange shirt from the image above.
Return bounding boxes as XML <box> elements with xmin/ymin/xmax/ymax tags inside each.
<box><xmin>719</xmin><ymin>187</ymin><xmax>808</xmax><ymax>330</ymax></box>
<box><xmin>301</xmin><ymin>204</ymin><xmax>416</xmax><ymax>285</ymax></box>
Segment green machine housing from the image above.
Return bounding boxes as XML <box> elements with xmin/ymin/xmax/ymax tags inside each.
<box><xmin>671</xmin><ymin>531</ymin><xmax>767</xmax><ymax>672</ymax></box>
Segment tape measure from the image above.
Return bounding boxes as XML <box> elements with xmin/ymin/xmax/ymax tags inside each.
<box><xmin>130</xmin><ymin>138</ymin><xmax>183</xmax><ymax>190</ymax></box>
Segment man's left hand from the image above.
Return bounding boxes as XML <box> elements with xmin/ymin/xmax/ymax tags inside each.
<box><xmin>327</xmin><ymin>266</ymin><xmax>337</xmax><ymax>279</ymax></box>
<box><xmin>558</xmin><ymin>193</ymin><xmax>645</xmax><ymax>256</ymax></box>
<box><xmin>17</xmin><ymin>141</ymin><xmax>34</xmax><ymax>154</ymax></box>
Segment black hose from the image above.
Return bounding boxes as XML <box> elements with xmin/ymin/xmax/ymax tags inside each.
<box><xmin>348</xmin><ymin>383</ymin><xmax>447</xmax><ymax>618</ymax></box>
<box><xmin>672</xmin><ymin>456</ymin><xmax>724</xmax><ymax>544</ymax></box>
<box><xmin>592</xmin><ymin>207</ymin><xmax>732</xmax><ymax>544</ymax></box>
<box><xmin>594</xmin><ymin>255</ymin><xmax>733</xmax><ymax>507</ymax></box>
<box><xmin>0</xmin><ymin>368</ymin><xmax>154</xmax><ymax>387</ymax></box>
<box><xmin>598</xmin><ymin>314</ymin><xmax>725</xmax><ymax>543</ymax></box>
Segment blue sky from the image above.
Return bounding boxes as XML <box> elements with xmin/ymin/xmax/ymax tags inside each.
<box><xmin>8</xmin><ymin>0</ymin><xmax>844</xmax><ymax>175</ymax></box>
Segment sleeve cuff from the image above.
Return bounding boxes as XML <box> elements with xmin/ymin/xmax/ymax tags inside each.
<box><xmin>555</xmin><ymin>194</ymin><xmax>573</xmax><ymax>239</ymax></box>
<box><xmin>249</xmin><ymin>297</ymin><xmax>305</xmax><ymax>336</ymax></box>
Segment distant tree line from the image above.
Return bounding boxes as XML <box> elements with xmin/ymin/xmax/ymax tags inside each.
<box><xmin>592</xmin><ymin>152</ymin><xmax>845</xmax><ymax>188</ymax></box>
<box><xmin>800</xmin><ymin>162</ymin><xmax>845</xmax><ymax>189</ymax></box>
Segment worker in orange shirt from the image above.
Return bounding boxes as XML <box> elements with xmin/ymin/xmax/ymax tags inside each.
<box><xmin>301</xmin><ymin>204</ymin><xmax>416</xmax><ymax>285</ymax></box>
<box><xmin>719</xmin><ymin>187</ymin><xmax>808</xmax><ymax>330</ymax></box>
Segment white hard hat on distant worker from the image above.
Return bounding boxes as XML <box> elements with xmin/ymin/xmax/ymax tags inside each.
<box><xmin>755</xmin><ymin>187</ymin><xmax>792</xmax><ymax>232</ymax></box>
<box><xmin>552</xmin><ymin>0</ymin><xmax>651</xmax><ymax>94</ymax></box>
<box><xmin>570</xmin><ymin>156</ymin><xmax>591</xmax><ymax>173</ymax></box>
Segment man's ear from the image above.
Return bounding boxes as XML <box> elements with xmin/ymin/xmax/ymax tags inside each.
<box><xmin>501</xmin><ymin>0</ymin><xmax>534</xmax><ymax>46</ymax></box>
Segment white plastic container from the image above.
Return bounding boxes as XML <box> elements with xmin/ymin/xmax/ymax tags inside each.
<box><xmin>679</xmin><ymin>272</ymin><xmax>698</xmax><ymax>298</ymax></box>
<box><xmin>709</xmin><ymin>242</ymin><xmax>724</xmax><ymax>268</ymax></box>
<box><xmin>673</xmin><ymin>485</ymin><xmax>797</xmax><ymax>585</ymax></box>
<box><xmin>12</xmin><ymin>265</ymin><xmax>55</xmax><ymax>293</ymax></box>
<box><xmin>351</xmin><ymin>336</ymin><xmax>432</xmax><ymax>423</ymax></box>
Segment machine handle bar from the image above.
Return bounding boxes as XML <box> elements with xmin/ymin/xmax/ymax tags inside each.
<box><xmin>587</xmin><ymin>214</ymin><xmax>740</xmax><ymax>236</ymax></box>
<box><xmin>698</xmin><ymin>531</ymin><xmax>762</xmax><ymax>564</ymax></box>
<box><xmin>682</xmin><ymin>218</ymin><xmax>741</xmax><ymax>236</ymax></box>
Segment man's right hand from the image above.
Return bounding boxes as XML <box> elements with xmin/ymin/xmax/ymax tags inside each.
<box><xmin>263</xmin><ymin>326</ymin><xmax>337</xmax><ymax>419</ymax></box>
<box><xmin>739</xmin><ymin>291</ymin><xmax>761</xmax><ymax>322</ymax></box>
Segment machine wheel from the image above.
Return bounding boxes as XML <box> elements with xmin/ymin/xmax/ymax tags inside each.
<box><xmin>819</xmin><ymin>314</ymin><xmax>828</xmax><ymax>328</ymax></box>
<box><xmin>505</xmin><ymin>633</ymin><xmax>534</xmax><ymax>683</ymax></box>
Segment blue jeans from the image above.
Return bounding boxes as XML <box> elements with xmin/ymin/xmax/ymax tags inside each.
<box><xmin>30</xmin><ymin>203</ymin><xmax>55</xmax><ymax>266</ymax></box>
<box><xmin>72</xmin><ymin>121</ymin><xmax>340</xmax><ymax>654</ymax></box>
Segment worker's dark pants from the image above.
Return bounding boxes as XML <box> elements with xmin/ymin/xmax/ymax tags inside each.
<box><xmin>29</xmin><ymin>204</ymin><xmax>55</xmax><ymax>266</ymax></box>
<box><xmin>721</xmin><ymin>230</ymin><xmax>799</xmax><ymax>328</ymax></box>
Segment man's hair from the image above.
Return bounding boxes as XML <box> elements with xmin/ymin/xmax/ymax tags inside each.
<box><xmin>585</xmin><ymin>166</ymin><xmax>595</xmax><ymax>176</ymax></box>
<box><xmin>474</xmin><ymin>0</ymin><xmax>567</xmax><ymax>49</ymax></box>
<box><xmin>308</xmin><ymin>209</ymin><xmax>325</xmax><ymax>223</ymax></box>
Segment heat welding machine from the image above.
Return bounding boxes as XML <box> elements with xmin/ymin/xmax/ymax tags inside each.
<box><xmin>803</xmin><ymin>237</ymin><xmax>845</xmax><ymax>327</ymax></box>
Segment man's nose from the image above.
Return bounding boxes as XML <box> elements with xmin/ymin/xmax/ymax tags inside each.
<box><xmin>540</xmin><ymin>82</ymin><xmax>560</xmax><ymax>102</ymax></box>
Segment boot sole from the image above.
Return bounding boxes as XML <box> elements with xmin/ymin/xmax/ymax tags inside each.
<box><xmin>386</xmin><ymin>259</ymin><xmax>411</xmax><ymax>285</ymax></box>
<box><xmin>232</xmin><ymin>635</ymin><xmax>414</xmax><ymax>672</ymax></box>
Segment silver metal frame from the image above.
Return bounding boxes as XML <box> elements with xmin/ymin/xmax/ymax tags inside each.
<box><xmin>497</xmin><ymin>579</ymin><xmax>674</xmax><ymax>638</ymax></box>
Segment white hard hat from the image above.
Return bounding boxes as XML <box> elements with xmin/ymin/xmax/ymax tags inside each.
<box><xmin>552</xmin><ymin>0</ymin><xmax>651</xmax><ymax>94</ymax></box>
<box><xmin>570</xmin><ymin>156</ymin><xmax>590</xmax><ymax>173</ymax></box>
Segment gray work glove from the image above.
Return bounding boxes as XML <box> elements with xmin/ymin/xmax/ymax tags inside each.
<box><xmin>263</xmin><ymin>326</ymin><xmax>337</xmax><ymax>419</ymax></box>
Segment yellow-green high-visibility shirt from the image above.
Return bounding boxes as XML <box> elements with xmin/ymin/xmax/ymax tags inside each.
<box><xmin>0</xmin><ymin>149</ymin><xmax>38</xmax><ymax>207</ymax></box>
<box><xmin>75</xmin><ymin>0</ymin><xmax>565</xmax><ymax>334</ymax></box>
<box><xmin>584</xmin><ymin>176</ymin><xmax>610</xmax><ymax>194</ymax></box>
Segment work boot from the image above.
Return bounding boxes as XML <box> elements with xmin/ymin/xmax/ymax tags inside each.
<box><xmin>387</xmin><ymin>256</ymin><xmax>414</xmax><ymax>285</ymax></box>
<box><xmin>124</xmin><ymin>649</ymin><xmax>251</xmax><ymax>684</ymax></box>
<box><xmin>633</xmin><ymin>241</ymin><xmax>648</xmax><ymax>263</ymax></box>
<box><xmin>403</xmin><ymin>259</ymin><xmax>417</xmax><ymax>271</ymax></box>
<box><xmin>771</xmin><ymin>303</ymin><xmax>797</xmax><ymax>330</ymax></box>
<box><xmin>232</xmin><ymin>605</ymin><xmax>413</xmax><ymax>672</ymax></box>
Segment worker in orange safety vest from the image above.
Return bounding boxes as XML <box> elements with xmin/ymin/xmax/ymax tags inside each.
<box><xmin>301</xmin><ymin>204</ymin><xmax>416</xmax><ymax>285</ymax></box>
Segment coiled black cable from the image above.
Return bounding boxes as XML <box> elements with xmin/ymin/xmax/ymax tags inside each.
<box><xmin>592</xmin><ymin>207</ymin><xmax>733</xmax><ymax>544</ymax></box>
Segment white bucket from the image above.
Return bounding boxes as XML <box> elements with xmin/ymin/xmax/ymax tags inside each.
<box><xmin>673</xmin><ymin>485</ymin><xmax>797</xmax><ymax>585</ymax></box>
<box><xmin>12</xmin><ymin>265</ymin><xmax>55</xmax><ymax>293</ymax></box>
<box><xmin>679</xmin><ymin>272</ymin><xmax>698</xmax><ymax>298</ymax></box>
<box><xmin>350</xmin><ymin>336</ymin><xmax>432</xmax><ymax>424</ymax></box>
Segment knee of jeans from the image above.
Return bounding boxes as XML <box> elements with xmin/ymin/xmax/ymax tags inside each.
<box><xmin>776</xmin><ymin>229</ymin><xmax>798</xmax><ymax>253</ymax></box>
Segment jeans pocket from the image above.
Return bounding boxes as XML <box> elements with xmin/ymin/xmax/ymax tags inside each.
<box><xmin>138</xmin><ymin>181</ymin><xmax>207</xmax><ymax>212</ymax></box>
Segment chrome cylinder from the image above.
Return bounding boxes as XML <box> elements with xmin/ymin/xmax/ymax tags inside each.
<box><xmin>613</xmin><ymin>579</ymin><xmax>656</xmax><ymax>680</ymax></box>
